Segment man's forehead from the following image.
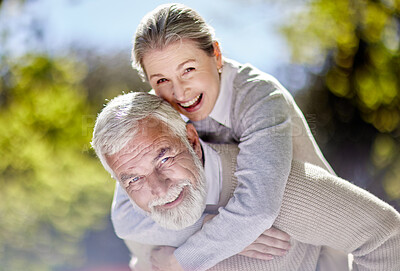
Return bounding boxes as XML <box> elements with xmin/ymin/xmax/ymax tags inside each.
<box><xmin>121</xmin><ymin>128</ymin><xmax>181</xmax><ymax>158</ymax></box>
<box><xmin>137</xmin><ymin>117</ymin><xmax>176</xmax><ymax>136</ymax></box>
<box><xmin>118</xmin><ymin>137</ymin><xmax>171</xmax><ymax>158</ymax></box>
<box><xmin>111</xmin><ymin>117</ymin><xmax>185</xmax><ymax>162</ymax></box>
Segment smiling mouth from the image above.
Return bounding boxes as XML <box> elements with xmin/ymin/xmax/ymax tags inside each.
<box><xmin>178</xmin><ymin>94</ymin><xmax>203</xmax><ymax>109</ymax></box>
<box><xmin>150</xmin><ymin>185</ymin><xmax>187</xmax><ymax>210</ymax></box>
<box><xmin>163</xmin><ymin>189</ymin><xmax>185</xmax><ymax>207</ymax></box>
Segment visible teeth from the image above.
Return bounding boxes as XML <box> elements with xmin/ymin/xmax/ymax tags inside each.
<box><xmin>165</xmin><ymin>190</ymin><xmax>182</xmax><ymax>204</ymax></box>
<box><xmin>149</xmin><ymin>182</ymin><xmax>189</xmax><ymax>208</ymax></box>
<box><xmin>180</xmin><ymin>95</ymin><xmax>200</xmax><ymax>107</ymax></box>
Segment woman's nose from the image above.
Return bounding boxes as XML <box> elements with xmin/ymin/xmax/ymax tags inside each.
<box><xmin>173</xmin><ymin>81</ymin><xmax>188</xmax><ymax>101</ymax></box>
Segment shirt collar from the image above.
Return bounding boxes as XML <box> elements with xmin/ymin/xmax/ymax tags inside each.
<box><xmin>200</xmin><ymin>139</ymin><xmax>222</xmax><ymax>205</ymax></box>
<box><xmin>209</xmin><ymin>58</ymin><xmax>239</xmax><ymax>128</ymax></box>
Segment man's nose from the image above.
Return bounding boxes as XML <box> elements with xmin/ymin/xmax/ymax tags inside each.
<box><xmin>147</xmin><ymin>171</ymin><xmax>170</xmax><ymax>197</ymax></box>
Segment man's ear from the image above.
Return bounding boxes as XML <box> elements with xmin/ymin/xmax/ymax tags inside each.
<box><xmin>186</xmin><ymin>123</ymin><xmax>202</xmax><ymax>160</ymax></box>
<box><xmin>213</xmin><ymin>41</ymin><xmax>223</xmax><ymax>70</ymax></box>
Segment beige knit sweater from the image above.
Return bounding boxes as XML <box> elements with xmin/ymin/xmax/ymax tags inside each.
<box><xmin>124</xmin><ymin>144</ymin><xmax>400</xmax><ymax>271</ymax></box>
<box><xmin>208</xmin><ymin>144</ymin><xmax>400</xmax><ymax>271</ymax></box>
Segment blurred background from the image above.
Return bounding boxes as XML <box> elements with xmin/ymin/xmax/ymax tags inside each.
<box><xmin>0</xmin><ymin>0</ymin><xmax>399</xmax><ymax>270</ymax></box>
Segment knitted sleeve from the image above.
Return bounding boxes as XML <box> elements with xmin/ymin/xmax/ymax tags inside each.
<box><xmin>275</xmin><ymin>161</ymin><xmax>400</xmax><ymax>271</ymax></box>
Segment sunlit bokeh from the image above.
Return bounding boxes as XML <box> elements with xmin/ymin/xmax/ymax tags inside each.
<box><xmin>1</xmin><ymin>0</ymin><xmax>399</xmax><ymax>270</ymax></box>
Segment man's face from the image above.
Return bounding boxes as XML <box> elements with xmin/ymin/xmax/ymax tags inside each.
<box><xmin>105</xmin><ymin>119</ymin><xmax>207</xmax><ymax>230</ymax></box>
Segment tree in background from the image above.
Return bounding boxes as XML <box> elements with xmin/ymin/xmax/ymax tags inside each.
<box><xmin>0</xmin><ymin>53</ymin><xmax>116</xmax><ymax>271</ymax></box>
<box><xmin>78</xmin><ymin>49</ymin><xmax>150</xmax><ymax>112</ymax></box>
<box><xmin>0</xmin><ymin>1</ymin><xmax>149</xmax><ymax>269</ymax></box>
<box><xmin>280</xmin><ymin>0</ymin><xmax>399</xmax><ymax>207</ymax></box>
<box><xmin>1</xmin><ymin>0</ymin><xmax>398</xmax><ymax>269</ymax></box>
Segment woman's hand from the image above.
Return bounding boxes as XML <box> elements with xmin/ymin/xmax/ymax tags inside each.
<box><xmin>239</xmin><ymin>227</ymin><xmax>291</xmax><ymax>260</ymax></box>
<box><xmin>204</xmin><ymin>215</ymin><xmax>290</xmax><ymax>261</ymax></box>
<box><xmin>150</xmin><ymin>246</ymin><xmax>183</xmax><ymax>271</ymax></box>
<box><xmin>148</xmin><ymin>227</ymin><xmax>289</xmax><ymax>270</ymax></box>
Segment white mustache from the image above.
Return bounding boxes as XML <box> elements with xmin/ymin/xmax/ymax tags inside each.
<box><xmin>148</xmin><ymin>180</ymin><xmax>190</xmax><ymax>208</ymax></box>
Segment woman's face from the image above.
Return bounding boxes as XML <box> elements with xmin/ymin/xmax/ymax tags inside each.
<box><xmin>142</xmin><ymin>39</ymin><xmax>222</xmax><ymax>122</ymax></box>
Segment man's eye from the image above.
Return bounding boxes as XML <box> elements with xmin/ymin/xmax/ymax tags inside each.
<box><xmin>157</xmin><ymin>78</ymin><xmax>168</xmax><ymax>84</ymax></box>
<box><xmin>129</xmin><ymin>177</ymin><xmax>140</xmax><ymax>184</ymax></box>
<box><xmin>161</xmin><ymin>157</ymin><xmax>172</xmax><ymax>164</ymax></box>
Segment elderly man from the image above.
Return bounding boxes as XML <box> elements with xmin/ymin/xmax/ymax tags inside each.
<box><xmin>92</xmin><ymin>92</ymin><xmax>400</xmax><ymax>271</ymax></box>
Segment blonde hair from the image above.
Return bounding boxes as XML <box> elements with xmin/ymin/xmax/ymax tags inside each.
<box><xmin>132</xmin><ymin>3</ymin><xmax>216</xmax><ymax>80</ymax></box>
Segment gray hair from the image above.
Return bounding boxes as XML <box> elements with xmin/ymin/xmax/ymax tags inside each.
<box><xmin>132</xmin><ymin>3</ymin><xmax>216</xmax><ymax>80</ymax></box>
<box><xmin>91</xmin><ymin>92</ymin><xmax>188</xmax><ymax>178</ymax></box>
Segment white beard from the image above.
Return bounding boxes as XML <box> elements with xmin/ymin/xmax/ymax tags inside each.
<box><xmin>148</xmin><ymin>148</ymin><xmax>207</xmax><ymax>230</ymax></box>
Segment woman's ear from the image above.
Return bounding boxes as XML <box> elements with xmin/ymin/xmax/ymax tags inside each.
<box><xmin>213</xmin><ymin>41</ymin><xmax>222</xmax><ymax>70</ymax></box>
<box><xmin>186</xmin><ymin>123</ymin><xmax>202</xmax><ymax>160</ymax></box>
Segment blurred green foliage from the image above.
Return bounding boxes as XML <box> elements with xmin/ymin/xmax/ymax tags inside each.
<box><xmin>0</xmin><ymin>53</ymin><xmax>115</xmax><ymax>270</ymax></box>
<box><xmin>282</xmin><ymin>0</ymin><xmax>400</xmax><ymax>132</ymax></box>
<box><xmin>1</xmin><ymin>0</ymin><xmax>399</xmax><ymax>269</ymax></box>
<box><xmin>281</xmin><ymin>0</ymin><xmax>400</xmax><ymax>206</ymax></box>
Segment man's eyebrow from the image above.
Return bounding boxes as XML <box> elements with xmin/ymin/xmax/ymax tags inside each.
<box><xmin>154</xmin><ymin>147</ymin><xmax>170</xmax><ymax>162</ymax></box>
<box><xmin>119</xmin><ymin>173</ymin><xmax>135</xmax><ymax>184</ymax></box>
<box><xmin>118</xmin><ymin>149</ymin><xmax>170</xmax><ymax>183</ymax></box>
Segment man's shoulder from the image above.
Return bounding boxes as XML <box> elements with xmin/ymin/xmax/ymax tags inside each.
<box><xmin>206</xmin><ymin>143</ymin><xmax>239</xmax><ymax>158</ymax></box>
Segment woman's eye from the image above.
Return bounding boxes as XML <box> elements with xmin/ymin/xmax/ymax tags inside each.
<box><xmin>184</xmin><ymin>67</ymin><xmax>195</xmax><ymax>73</ymax></box>
<box><xmin>157</xmin><ymin>78</ymin><xmax>168</xmax><ymax>84</ymax></box>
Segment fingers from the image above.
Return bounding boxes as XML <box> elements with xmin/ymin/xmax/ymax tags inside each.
<box><xmin>151</xmin><ymin>265</ymin><xmax>162</xmax><ymax>271</ymax></box>
<box><xmin>150</xmin><ymin>246</ymin><xmax>183</xmax><ymax>271</ymax></box>
<box><xmin>255</xmin><ymin>233</ymin><xmax>291</xmax><ymax>250</ymax></box>
<box><xmin>150</xmin><ymin>246</ymin><xmax>173</xmax><ymax>268</ymax></box>
<box><xmin>239</xmin><ymin>227</ymin><xmax>291</xmax><ymax>261</ymax></box>
<box><xmin>262</xmin><ymin>227</ymin><xmax>291</xmax><ymax>242</ymax></box>
<box><xmin>242</xmin><ymin>242</ymin><xmax>288</xmax><ymax>257</ymax></box>
<box><xmin>239</xmin><ymin>250</ymin><xmax>274</xmax><ymax>260</ymax></box>
<box><xmin>150</xmin><ymin>254</ymin><xmax>161</xmax><ymax>269</ymax></box>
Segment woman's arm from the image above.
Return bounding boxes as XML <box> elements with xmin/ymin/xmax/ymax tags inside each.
<box><xmin>174</xmin><ymin>74</ymin><xmax>293</xmax><ymax>270</ymax></box>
